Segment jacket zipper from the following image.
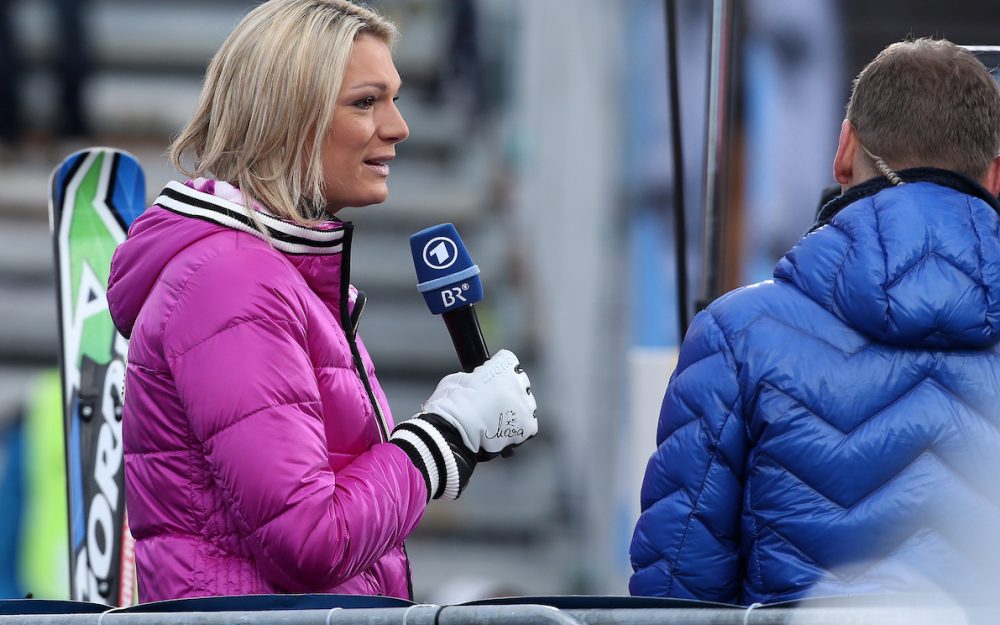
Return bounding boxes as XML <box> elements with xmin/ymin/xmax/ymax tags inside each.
<box><xmin>339</xmin><ymin>224</ymin><xmax>390</xmax><ymax>442</ymax></box>
<box><xmin>340</xmin><ymin>224</ymin><xmax>412</xmax><ymax>600</ymax></box>
<box><xmin>349</xmin><ymin>308</ymin><xmax>415</xmax><ymax>599</ymax></box>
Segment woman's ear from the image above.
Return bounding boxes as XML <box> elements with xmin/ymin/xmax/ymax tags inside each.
<box><xmin>833</xmin><ymin>119</ymin><xmax>858</xmax><ymax>187</ymax></box>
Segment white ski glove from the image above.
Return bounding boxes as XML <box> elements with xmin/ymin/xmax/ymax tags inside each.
<box><xmin>389</xmin><ymin>350</ymin><xmax>537</xmax><ymax>501</ymax></box>
<box><xmin>422</xmin><ymin>349</ymin><xmax>538</xmax><ymax>457</ymax></box>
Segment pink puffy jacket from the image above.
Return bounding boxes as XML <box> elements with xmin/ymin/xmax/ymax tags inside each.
<box><xmin>107</xmin><ymin>179</ymin><xmax>427</xmax><ymax>602</ymax></box>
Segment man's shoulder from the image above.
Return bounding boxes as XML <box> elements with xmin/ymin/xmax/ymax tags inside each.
<box><xmin>705</xmin><ymin>279</ymin><xmax>802</xmax><ymax>328</ymax></box>
<box><xmin>701</xmin><ymin>277</ymin><xmax>866</xmax><ymax>356</ymax></box>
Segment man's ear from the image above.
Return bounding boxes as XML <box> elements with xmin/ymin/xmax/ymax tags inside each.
<box><xmin>981</xmin><ymin>155</ymin><xmax>1000</xmax><ymax>197</ymax></box>
<box><xmin>833</xmin><ymin>119</ymin><xmax>858</xmax><ymax>188</ymax></box>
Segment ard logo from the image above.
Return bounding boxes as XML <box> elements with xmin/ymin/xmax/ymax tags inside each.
<box><xmin>422</xmin><ymin>236</ymin><xmax>458</xmax><ymax>270</ymax></box>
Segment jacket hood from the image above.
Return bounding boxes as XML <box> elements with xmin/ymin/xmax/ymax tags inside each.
<box><xmin>774</xmin><ymin>170</ymin><xmax>1000</xmax><ymax>349</ymax></box>
<box><xmin>108</xmin><ymin>179</ymin><xmax>346</xmax><ymax>338</ymax></box>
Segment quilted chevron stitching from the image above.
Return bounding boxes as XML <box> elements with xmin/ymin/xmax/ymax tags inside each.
<box><xmin>871</xmin><ymin>198</ymin><xmax>891</xmax><ymax>334</ymax></box>
<box><xmin>757</xmin><ymin>523</ymin><xmax>830</xmax><ymax>576</ymax></box>
<box><xmin>967</xmin><ymin>195</ymin><xmax>986</xmax><ymax>288</ymax></box>
<box><xmin>922</xmin><ymin>376</ymin><xmax>1000</xmax><ymax>437</ymax></box>
<box><xmin>966</xmin><ymin>196</ymin><xmax>997</xmax><ymax>331</ymax></box>
<box><xmin>664</xmin><ymin>312</ymin><xmax>741</xmax><ymax>597</ymax></box>
<box><xmin>825</xmin><ymin>222</ymin><xmax>857</xmax><ymax>313</ymax></box>
<box><xmin>665</xmin><ymin>403</ymin><xmax>739</xmax><ymax>596</ymax></box>
<box><xmin>758</xmin><ymin>445</ymin><xmax>924</xmax><ymax>511</ymax></box>
<box><xmin>757</xmin><ymin>374</ymin><xmax>931</xmax><ymax>439</ymax></box>
<box><xmin>884</xmin><ymin>251</ymin><xmax>981</xmax><ymax>292</ymax></box>
<box><xmin>752</xmin><ymin>312</ymin><xmax>872</xmax><ymax>358</ymax></box>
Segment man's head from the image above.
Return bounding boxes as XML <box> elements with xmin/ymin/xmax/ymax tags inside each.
<box><xmin>834</xmin><ymin>38</ymin><xmax>1000</xmax><ymax>194</ymax></box>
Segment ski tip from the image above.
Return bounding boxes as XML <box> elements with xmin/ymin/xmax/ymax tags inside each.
<box><xmin>49</xmin><ymin>147</ymin><xmax>148</xmax><ymax>234</ymax></box>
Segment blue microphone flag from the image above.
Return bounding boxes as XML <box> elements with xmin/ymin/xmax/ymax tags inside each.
<box><xmin>409</xmin><ymin>223</ymin><xmax>483</xmax><ymax>315</ymax></box>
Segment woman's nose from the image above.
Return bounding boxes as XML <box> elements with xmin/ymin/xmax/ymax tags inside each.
<box><xmin>380</xmin><ymin>103</ymin><xmax>409</xmax><ymax>144</ymax></box>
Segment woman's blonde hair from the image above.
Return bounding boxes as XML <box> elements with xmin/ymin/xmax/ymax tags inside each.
<box><xmin>169</xmin><ymin>0</ymin><xmax>398</xmax><ymax>224</ymax></box>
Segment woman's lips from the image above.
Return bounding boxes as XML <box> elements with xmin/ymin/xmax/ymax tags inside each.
<box><xmin>364</xmin><ymin>160</ymin><xmax>389</xmax><ymax>176</ymax></box>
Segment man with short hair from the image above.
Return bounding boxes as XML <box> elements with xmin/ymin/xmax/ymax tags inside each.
<box><xmin>630</xmin><ymin>38</ymin><xmax>1000</xmax><ymax>604</ymax></box>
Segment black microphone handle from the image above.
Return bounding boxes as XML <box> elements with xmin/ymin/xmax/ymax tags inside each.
<box><xmin>442</xmin><ymin>304</ymin><xmax>491</xmax><ymax>373</ymax></box>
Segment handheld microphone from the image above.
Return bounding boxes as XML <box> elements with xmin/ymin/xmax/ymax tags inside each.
<box><xmin>410</xmin><ymin>223</ymin><xmax>490</xmax><ymax>373</ymax></box>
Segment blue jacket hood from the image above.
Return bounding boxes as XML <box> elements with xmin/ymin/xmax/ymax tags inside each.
<box><xmin>775</xmin><ymin>171</ymin><xmax>1000</xmax><ymax>348</ymax></box>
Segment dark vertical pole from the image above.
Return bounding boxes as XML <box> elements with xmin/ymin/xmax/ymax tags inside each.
<box><xmin>665</xmin><ymin>0</ymin><xmax>690</xmax><ymax>338</ymax></box>
<box><xmin>54</xmin><ymin>0</ymin><xmax>89</xmax><ymax>137</ymax></box>
<box><xmin>0</xmin><ymin>0</ymin><xmax>20</xmax><ymax>143</ymax></box>
<box><xmin>698</xmin><ymin>0</ymin><xmax>733</xmax><ymax>311</ymax></box>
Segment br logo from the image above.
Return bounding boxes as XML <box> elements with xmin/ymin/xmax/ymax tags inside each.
<box><xmin>441</xmin><ymin>283</ymin><xmax>470</xmax><ymax>307</ymax></box>
<box><xmin>422</xmin><ymin>236</ymin><xmax>458</xmax><ymax>270</ymax></box>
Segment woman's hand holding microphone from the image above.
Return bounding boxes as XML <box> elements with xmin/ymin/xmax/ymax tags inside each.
<box><xmin>389</xmin><ymin>350</ymin><xmax>537</xmax><ymax>501</ymax></box>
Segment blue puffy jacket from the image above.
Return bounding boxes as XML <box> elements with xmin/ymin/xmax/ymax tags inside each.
<box><xmin>630</xmin><ymin>170</ymin><xmax>1000</xmax><ymax>604</ymax></box>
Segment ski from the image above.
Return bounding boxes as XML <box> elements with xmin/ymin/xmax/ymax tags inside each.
<box><xmin>49</xmin><ymin>148</ymin><xmax>146</xmax><ymax>606</ymax></box>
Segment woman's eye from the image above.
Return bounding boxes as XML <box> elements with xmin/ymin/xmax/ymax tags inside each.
<box><xmin>354</xmin><ymin>96</ymin><xmax>376</xmax><ymax>110</ymax></box>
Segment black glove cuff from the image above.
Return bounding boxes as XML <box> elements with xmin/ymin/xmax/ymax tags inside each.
<box><xmin>420</xmin><ymin>413</ymin><xmax>476</xmax><ymax>491</ymax></box>
<box><xmin>390</xmin><ymin>414</ymin><xmax>476</xmax><ymax>501</ymax></box>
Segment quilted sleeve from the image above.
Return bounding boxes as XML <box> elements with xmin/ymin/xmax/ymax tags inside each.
<box><xmin>162</xmin><ymin>246</ymin><xmax>427</xmax><ymax>593</ymax></box>
<box><xmin>629</xmin><ymin>308</ymin><xmax>747</xmax><ymax>603</ymax></box>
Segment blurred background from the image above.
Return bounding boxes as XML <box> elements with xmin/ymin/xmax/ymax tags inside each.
<box><xmin>1</xmin><ymin>0</ymin><xmax>999</xmax><ymax>605</ymax></box>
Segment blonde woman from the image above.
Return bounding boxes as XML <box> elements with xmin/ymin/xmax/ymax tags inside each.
<box><xmin>107</xmin><ymin>0</ymin><xmax>536</xmax><ymax>601</ymax></box>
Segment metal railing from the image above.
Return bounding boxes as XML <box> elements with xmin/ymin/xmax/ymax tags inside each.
<box><xmin>0</xmin><ymin>602</ymin><xmax>975</xmax><ymax>625</ymax></box>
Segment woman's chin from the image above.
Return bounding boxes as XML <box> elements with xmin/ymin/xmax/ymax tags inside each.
<box><xmin>329</xmin><ymin>191</ymin><xmax>390</xmax><ymax>212</ymax></box>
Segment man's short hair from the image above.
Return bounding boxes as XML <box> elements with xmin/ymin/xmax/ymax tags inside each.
<box><xmin>847</xmin><ymin>38</ymin><xmax>1000</xmax><ymax>181</ymax></box>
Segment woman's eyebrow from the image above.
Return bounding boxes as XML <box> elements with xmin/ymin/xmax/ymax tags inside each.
<box><xmin>345</xmin><ymin>80</ymin><xmax>402</xmax><ymax>92</ymax></box>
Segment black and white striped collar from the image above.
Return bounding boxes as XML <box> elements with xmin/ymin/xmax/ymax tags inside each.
<box><xmin>154</xmin><ymin>180</ymin><xmax>345</xmax><ymax>255</ymax></box>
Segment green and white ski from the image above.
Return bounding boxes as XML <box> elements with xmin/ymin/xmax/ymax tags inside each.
<box><xmin>49</xmin><ymin>148</ymin><xmax>146</xmax><ymax>606</ymax></box>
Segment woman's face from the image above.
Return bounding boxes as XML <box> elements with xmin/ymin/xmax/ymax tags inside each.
<box><xmin>322</xmin><ymin>34</ymin><xmax>409</xmax><ymax>212</ymax></box>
